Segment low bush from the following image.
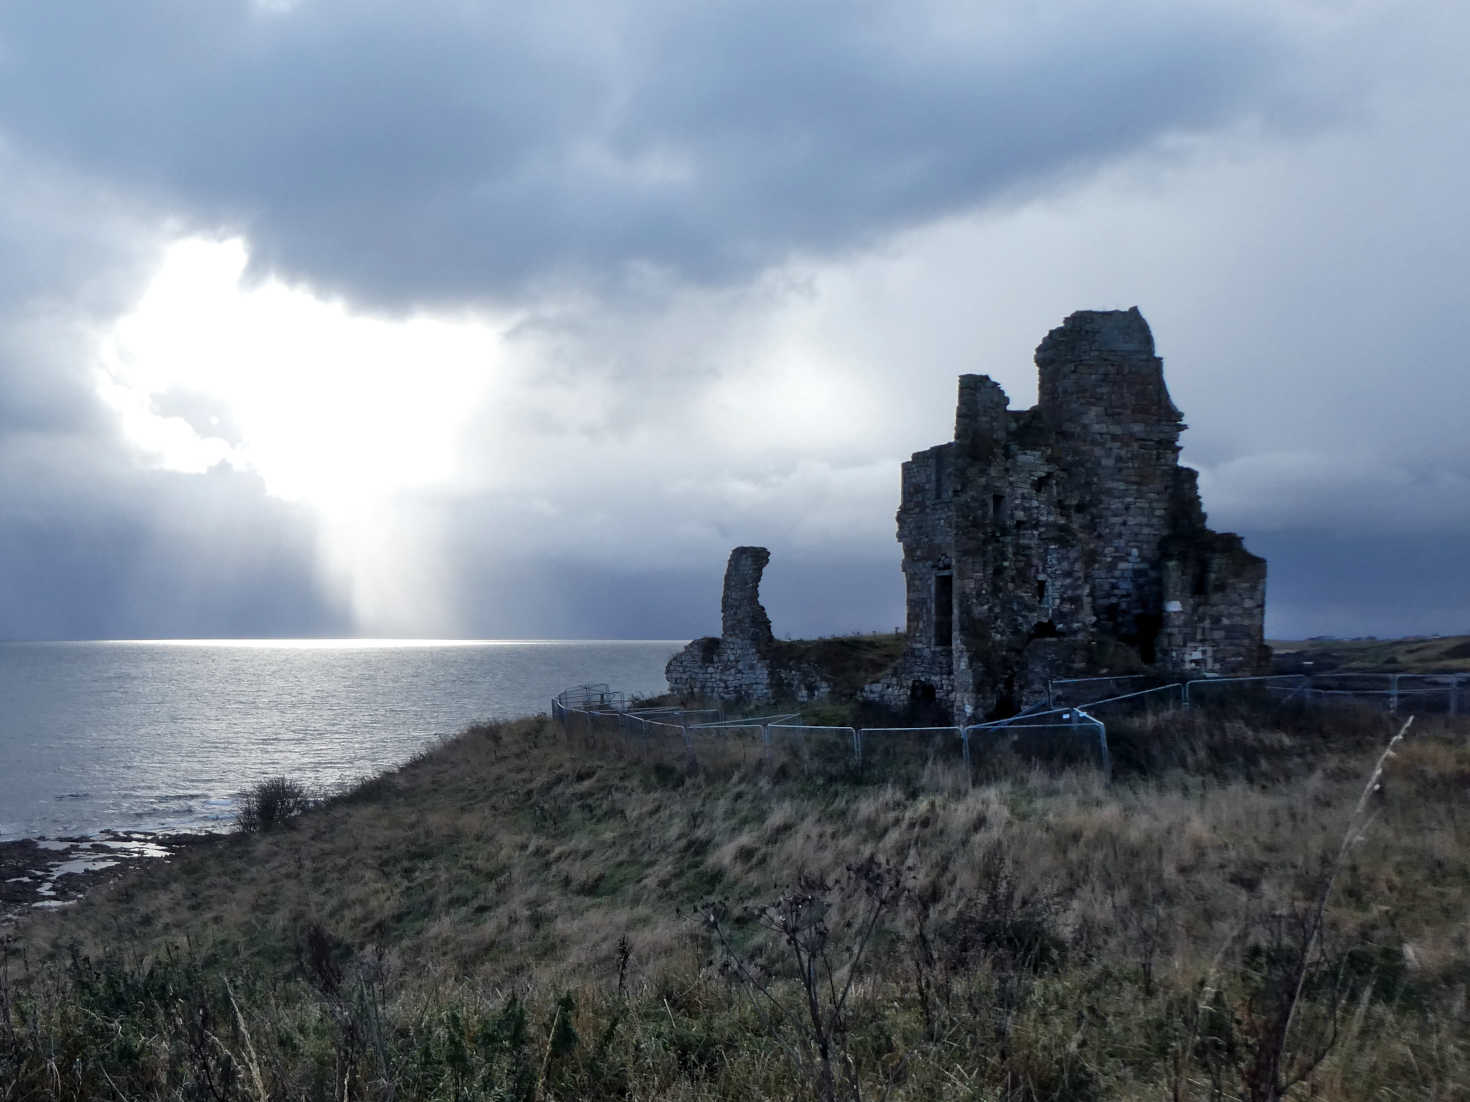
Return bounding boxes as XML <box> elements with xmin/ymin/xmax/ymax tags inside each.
<box><xmin>235</xmin><ymin>775</ymin><xmax>313</xmax><ymax>833</ymax></box>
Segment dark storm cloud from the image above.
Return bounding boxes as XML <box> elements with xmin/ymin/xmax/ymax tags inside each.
<box><xmin>1250</xmin><ymin>531</ymin><xmax>1470</xmax><ymax>640</ymax></box>
<box><xmin>0</xmin><ymin>0</ymin><xmax>1461</xmax><ymax>642</ymax></box>
<box><xmin>0</xmin><ymin>1</ymin><xmax>1323</xmax><ymax>309</ymax></box>
<box><xmin>440</xmin><ymin>541</ymin><xmax>902</xmax><ymax>641</ymax></box>
<box><xmin>0</xmin><ymin>356</ymin><xmax>96</xmax><ymax>436</ymax></box>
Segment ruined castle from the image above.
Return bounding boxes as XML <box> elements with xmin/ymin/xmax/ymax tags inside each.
<box><xmin>667</xmin><ymin>308</ymin><xmax>1268</xmax><ymax>721</ymax></box>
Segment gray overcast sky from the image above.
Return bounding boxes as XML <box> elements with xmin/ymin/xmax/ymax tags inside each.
<box><xmin>1</xmin><ymin>0</ymin><xmax>1466</xmax><ymax>641</ymax></box>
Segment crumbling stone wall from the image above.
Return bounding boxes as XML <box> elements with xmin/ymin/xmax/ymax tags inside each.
<box><xmin>721</xmin><ymin>546</ymin><xmax>774</xmax><ymax>645</ymax></box>
<box><xmin>866</xmin><ymin>307</ymin><xmax>1267</xmax><ymax>723</ymax></box>
<box><xmin>666</xmin><ymin>547</ymin><xmax>833</xmax><ymax>704</ymax></box>
<box><xmin>1159</xmin><ymin>530</ymin><xmax>1269</xmax><ymax>672</ymax></box>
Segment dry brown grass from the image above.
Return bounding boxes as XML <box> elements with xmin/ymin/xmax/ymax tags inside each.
<box><xmin>5</xmin><ymin>705</ymin><xmax>1468</xmax><ymax>1100</ymax></box>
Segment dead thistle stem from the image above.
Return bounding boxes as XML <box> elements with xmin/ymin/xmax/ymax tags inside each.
<box><xmin>1256</xmin><ymin>716</ymin><xmax>1414</xmax><ymax>1101</ymax></box>
<box><xmin>225</xmin><ymin>979</ymin><xmax>269</xmax><ymax>1102</ymax></box>
<box><xmin>537</xmin><ymin>1002</ymin><xmax>560</xmax><ymax>1096</ymax></box>
<box><xmin>1283</xmin><ymin>716</ymin><xmax>1413</xmax><ymax>1043</ymax></box>
<box><xmin>1172</xmin><ymin>930</ymin><xmax>1238</xmax><ymax>1102</ymax></box>
<box><xmin>701</xmin><ymin>859</ymin><xmax>905</xmax><ymax>1102</ymax></box>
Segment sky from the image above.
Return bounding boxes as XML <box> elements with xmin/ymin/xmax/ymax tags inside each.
<box><xmin>1</xmin><ymin>0</ymin><xmax>1466</xmax><ymax>642</ymax></box>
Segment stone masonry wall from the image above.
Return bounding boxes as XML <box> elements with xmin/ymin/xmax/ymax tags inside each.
<box><xmin>868</xmin><ymin>307</ymin><xmax>1267</xmax><ymax>723</ymax></box>
<box><xmin>1158</xmin><ymin>531</ymin><xmax>1269</xmax><ymax>673</ymax></box>
<box><xmin>1036</xmin><ymin>307</ymin><xmax>1184</xmax><ymax>649</ymax></box>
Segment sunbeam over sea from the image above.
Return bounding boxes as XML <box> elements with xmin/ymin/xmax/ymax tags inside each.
<box><xmin>0</xmin><ymin>640</ymin><xmax>683</xmax><ymax>840</ymax></box>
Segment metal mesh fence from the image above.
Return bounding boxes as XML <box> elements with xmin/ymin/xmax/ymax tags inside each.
<box><xmin>1182</xmin><ymin>675</ymin><xmax>1308</xmax><ymax>711</ymax></box>
<box><xmin>1074</xmin><ymin>683</ymin><xmax>1186</xmax><ymax>719</ymax></box>
<box><xmin>766</xmin><ymin>725</ymin><xmax>861</xmax><ymax>781</ymax></box>
<box><xmin>552</xmin><ymin>668</ymin><xmax>1467</xmax><ymax>785</ymax></box>
<box><xmin>1047</xmin><ymin>674</ymin><xmax>1162</xmax><ymax>707</ymax></box>
<box><xmin>856</xmin><ymin>727</ymin><xmax>962</xmax><ymax>776</ymax></box>
<box><xmin>1304</xmin><ymin>673</ymin><xmax>1466</xmax><ymax>715</ymax></box>
<box><xmin>686</xmin><ymin>722</ymin><xmax>770</xmax><ymax>771</ymax></box>
<box><xmin>964</xmin><ymin>709</ymin><xmax>1109</xmax><ymax>774</ymax></box>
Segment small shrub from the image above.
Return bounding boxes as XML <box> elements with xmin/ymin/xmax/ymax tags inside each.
<box><xmin>236</xmin><ymin>775</ymin><xmax>313</xmax><ymax>833</ymax></box>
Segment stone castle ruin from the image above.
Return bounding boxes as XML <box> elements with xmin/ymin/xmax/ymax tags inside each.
<box><xmin>665</xmin><ymin>546</ymin><xmax>835</xmax><ymax>703</ymax></box>
<box><xmin>667</xmin><ymin>308</ymin><xmax>1267</xmax><ymax>721</ymax></box>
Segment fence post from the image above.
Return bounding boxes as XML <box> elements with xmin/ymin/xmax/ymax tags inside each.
<box><xmin>1390</xmin><ymin>674</ymin><xmax>1400</xmax><ymax>715</ymax></box>
<box><xmin>1182</xmin><ymin>680</ymin><xmax>1191</xmax><ymax>709</ymax></box>
<box><xmin>1093</xmin><ymin>717</ymin><xmax>1110</xmax><ymax>776</ymax></box>
<box><xmin>761</xmin><ymin>722</ymin><xmax>772</xmax><ymax>761</ymax></box>
<box><xmin>961</xmin><ymin>727</ymin><xmax>972</xmax><ymax>772</ymax></box>
<box><xmin>1451</xmin><ymin>678</ymin><xmax>1461</xmax><ymax>717</ymax></box>
<box><xmin>680</xmin><ymin>721</ymin><xmax>696</xmax><ymax>770</ymax></box>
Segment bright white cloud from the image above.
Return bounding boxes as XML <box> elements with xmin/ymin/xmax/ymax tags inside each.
<box><xmin>92</xmin><ymin>236</ymin><xmax>521</xmax><ymax>633</ymax></box>
<box><xmin>98</xmin><ymin>236</ymin><xmax>505</xmax><ymax>510</ymax></box>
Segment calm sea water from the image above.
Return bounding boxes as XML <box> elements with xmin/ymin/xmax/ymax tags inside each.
<box><xmin>0</xmin><ymin>640</ymin><xmax>683</xmax><ymax>840</ymax></box>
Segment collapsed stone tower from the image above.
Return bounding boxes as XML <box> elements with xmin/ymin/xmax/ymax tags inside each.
<box><xmin>719</xmin><ymin>546</ymin><xmax>774</xmax><ymax>648</ymax></box>
<box><xmin>666</xmin><ymin>547</ymin><xmax>778</xmax><ymax>701</ymax></box>
<box><xmin>866</xmin><ymin>307</ymin><xmax>1267</xmax><ymax>722</ymax></box>
<box><xmin>666</xmin><ymin>546</ymin><xmax>840</xmax><ymax>703</ymax></box>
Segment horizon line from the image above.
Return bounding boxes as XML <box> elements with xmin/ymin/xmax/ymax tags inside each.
<box><xmin>0</xmin><ymin>637</ymin><xmax>695</xmax><ymax>649</ymax></box>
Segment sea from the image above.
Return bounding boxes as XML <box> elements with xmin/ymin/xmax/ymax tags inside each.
<box><xmin>0</xmin><ymin>639</ymin><xmax>684</xmax><ymax>841</ymax></box>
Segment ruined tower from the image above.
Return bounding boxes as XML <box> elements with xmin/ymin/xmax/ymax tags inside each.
<box><xmin>868</xmin><ymin>307</ymin><xmax>1267</xmax><ymax>722</ymax></box>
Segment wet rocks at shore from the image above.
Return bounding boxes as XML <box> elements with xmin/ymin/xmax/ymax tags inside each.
<box><xmin>0</xmin><ymin>830</ymin><xmax>221</xmax><ymax>929</ymax></box>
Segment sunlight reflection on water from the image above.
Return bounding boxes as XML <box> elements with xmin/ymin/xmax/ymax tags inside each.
<box><xmin>0</xmin><ymin>640</ymin><xmax>682</xmax><ymax>840</ymax></box>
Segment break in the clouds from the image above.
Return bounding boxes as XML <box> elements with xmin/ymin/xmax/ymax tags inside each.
<box><xmin>0</xmin><ymin>0</ymin><xmax>1466</xmax><ymax>641</ymax></box>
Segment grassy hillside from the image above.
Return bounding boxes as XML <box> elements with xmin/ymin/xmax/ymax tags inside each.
<box><xmin>768</xmin><ymin>632</ymin><xmax>908</xmax><ymax>700</ymax></box>
<box><xmin>1270</xmin><ymin>633</ymin><xmax>1470</xmax><ymax>673</ymax></box>
<box><xmin>4</xmin><ymin>702</ymin><xmax>1468</xmax><ymax>1100</ymax></box>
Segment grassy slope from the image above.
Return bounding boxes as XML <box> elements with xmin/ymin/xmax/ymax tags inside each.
<box><xmin>6</xmin><ymin>706</ymin><xmax>1470</xmax><ymax>1100</ymax></box>
<box><xmin>767</xmin><ymin>632</ymin><xmax>908</xmax><ymax>700</ymax></box>
<box><xmin>1270</xmin><ymin>633</ymin><xmax>1470</xmax><ymax>672</ymax></box>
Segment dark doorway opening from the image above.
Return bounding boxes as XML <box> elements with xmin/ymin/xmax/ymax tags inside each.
<box><xmin>934</xmin><ymin>572</ymin><xmax>953</xmax><ymax>646</ymax></box>
<box><xmin>1134</xmin><ymin>613</ymin><xmax>1163</xmax><ymax>664</ymax></box>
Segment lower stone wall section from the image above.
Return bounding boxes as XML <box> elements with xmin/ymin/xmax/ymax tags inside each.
<box><xmin>860</xmin><ymin>645</ymin><xmax>954</xmax><ymax>713</ymax></box>
<box><xmin>666</xmin><ymin>637</ymin><xmax>834</xmax><ymax>705</ymax></box>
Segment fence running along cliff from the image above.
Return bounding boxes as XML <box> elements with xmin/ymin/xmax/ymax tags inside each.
<box><xmin>1049</xmin><ymin>671</ymin><xmax>1469</xmax><ymax>715</ymax></box>
<box><xmin>552</xmin><ymin>669</ymin><xmax>1467</xmax><ymax>782</ymax></box>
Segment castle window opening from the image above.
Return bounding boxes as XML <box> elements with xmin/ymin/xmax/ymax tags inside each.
<box><xmin>933</xmin><ymin>572</ymin><xmax>953</xmax><ymax>647</ymax></box>
<box><xmin>1192</xmin><ymin>561</ymin><xmax>1210</xmax><ymax>596</ymax></box>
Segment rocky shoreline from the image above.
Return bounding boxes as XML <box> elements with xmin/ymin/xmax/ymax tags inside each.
<box><xmin>0</xmin><ymin>830</ymin><xmax>224</xmax><ymax>930</ymax></box>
